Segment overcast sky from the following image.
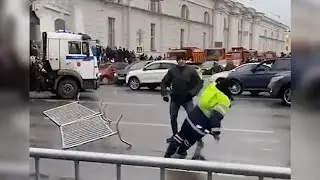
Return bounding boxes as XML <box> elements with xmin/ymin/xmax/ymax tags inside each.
<box><xmin>234</xmin><ymin>0</ymin><xmax>291</xmax><ymax>27</ymax></box>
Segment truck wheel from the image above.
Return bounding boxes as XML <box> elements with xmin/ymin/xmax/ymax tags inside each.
<box><xmin>57</xmin><ymin>79</ymin><xmax>79</xmax><ymax>99</ymax></box>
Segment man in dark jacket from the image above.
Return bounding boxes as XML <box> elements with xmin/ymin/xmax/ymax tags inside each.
<box><xmin>161</xmin><ymin>57</ymin><xmax>203</xmax><ymax>142</ymax></box>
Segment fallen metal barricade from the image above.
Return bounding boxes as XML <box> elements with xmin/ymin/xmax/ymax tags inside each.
<box><xmin>43</xmin><ymin>93</ymin><xmax>132</xmax><ymax>149</ymax></box>
<box><xmin>29</xmin><ymin>147</ymin><xmax>291</xmax><ymax>180</ymax></box>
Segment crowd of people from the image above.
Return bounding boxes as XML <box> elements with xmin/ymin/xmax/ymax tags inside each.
<box><xmin>93</xmin><ymin>45</ymin><xmax>164</xmax><ymax>64</ymax></box>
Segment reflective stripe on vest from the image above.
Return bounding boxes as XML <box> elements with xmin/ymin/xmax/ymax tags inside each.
<box><xmin>199</xmin><ymin>103</ymin><xmax>228</xmax><ymax>118</ymax></box>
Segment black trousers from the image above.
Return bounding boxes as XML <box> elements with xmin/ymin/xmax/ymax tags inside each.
<box><xmin>164</xmin><ymin>106</ymin><xmax>223</xmax><ymax>158</ymax></box>
<box><xmin>169</xmin><ymin>100</ymin><xmax>194</xmax><ymax>135</ymax></box>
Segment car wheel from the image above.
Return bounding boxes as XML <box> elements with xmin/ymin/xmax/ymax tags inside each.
<box><xmin>129</xmin><ymin>77</ymin><xmax>140</xmax><ymax>90</ymax></box>
<box><xmin>57</xmin><ymin>78</ymin><xmax>79</xmax><ymax>99</ymax></box>
<box><xmin>249</xmin><ymin>91</ymin><xmax>260</xmax><ymax>96</ymax></box>
<box><xmin>281</xmin><ymin>87</ymin><xmax>291</xmax><ymax>106</ymax></box>
<box><xmin>147</xmin><ymin>84</ymin><xmax>158</xmax><ymax>90</ymax></box>
<box><xmin>229</xmin><ymin>80</ymin><xmax>243</xmax><ymax>95</ymax></box>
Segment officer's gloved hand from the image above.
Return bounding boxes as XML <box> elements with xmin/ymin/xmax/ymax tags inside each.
<box><xmin>163</xmin><ymin>96</ymin><xmax>169</xmax><ymax>102</ymax></box>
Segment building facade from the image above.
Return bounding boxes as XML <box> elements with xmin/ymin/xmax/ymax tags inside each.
<box><xmin>30</xmin><ymin>0</ymin><xmax>290</xmax><ymax>56</ymax></box>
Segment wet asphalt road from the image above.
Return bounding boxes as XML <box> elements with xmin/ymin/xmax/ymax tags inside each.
<box><xmin>29</xmin><ymin>84</ymin><xmax>290</xmax><ymax>180</ymax></box>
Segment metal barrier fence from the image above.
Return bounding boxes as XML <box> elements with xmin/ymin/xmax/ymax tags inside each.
<box><xmin>29</xmin><ymin>147</ymin><xmax>291</xmax><ymax>180</ymax></box>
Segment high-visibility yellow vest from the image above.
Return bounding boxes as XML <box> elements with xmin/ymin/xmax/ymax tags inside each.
<box><xmin>198</xmin><ymin>82</ymin><xmax>231</xmax><ymax>118</ymax></box>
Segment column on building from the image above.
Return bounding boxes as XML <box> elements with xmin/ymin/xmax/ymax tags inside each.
<box><xmin>72</xmin><ymin>3</ymin><xmax>85</xmax><ymax>33</ymax></box>
<box><xmin>213</xmin><ymin>9</ymin><xmax>224</xmax><ymax>47</ymax></box>
<box><xmin>241</xmin><ymin>17</ymin><xmax>251</xmax><ymax>49</ymax></box>
<box><xmin>251</xmin><ymin>13</ymin><xmax>263</xmax><ymax>51</ymax></box>
<box><xmin>228</xmin><ymin>12</ymin><xmax>239</xmax><ymax>48</ymax></box>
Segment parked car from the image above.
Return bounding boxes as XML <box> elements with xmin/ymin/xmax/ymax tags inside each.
<box><xmin>99</xmin><ymin>62</ymin><xmax>129</xmax><ymax>84</ymax></box>
<box><xmin>268</xmin><ymin>71</ymin><xmax>291</xmax><ymax>106</ymax></box>
<box><xmin>227</xmin><ymin>58</ymin><xmax>291</xmax><ymax>96</ymax></box>
<box><xmin>200</xmin><ymin>61</ymin><xmax>223</xmax><ymax>75</ymax></box>
<box><xmin>115</xmin><ymin>60</ymin><xmax>153</xmax><ymax>85</ymax></box>
<box><xmin>186</xmin><ymin>62</ymin><xmax>203</xmax><ymax>80</ymax></box>
<box><xmin>126</xmin><ymin>60</ymin><xmax>177</xmax><ymax>90</ymax></box>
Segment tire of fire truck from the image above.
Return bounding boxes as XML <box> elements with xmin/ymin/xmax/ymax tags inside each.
<box><xmin>56</xmin><ymin>78</ymin><xmax>79</xmax><ymax>99</ymax></box>
<box><xmin>229</xmin><ymin>79</ymin><xmax>243</xmax><ymax>95</ymax></box>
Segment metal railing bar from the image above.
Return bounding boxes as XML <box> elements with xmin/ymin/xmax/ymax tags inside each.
<box><xmin>74</xmin><ymin>161</ymin><xmax>80</xmax><ymax>180</ymax></box>
<box><xmin>29</xmin><ymin>148</ymin><xmax>291</xmax><ymax>179</ymax></box>
<box><xmin>35</xmin><ymin>157</ymin><xmax>40</xmax><ymax>180</ymax></box>
<box><xmin>160</xmin><ymin>167</ymin><xmax>165</xmax><ymax>180</ymax></box>
<box><xmin>207</xmin><ymin>171</ymin><xmax>212</xmax><ymax>180</ymax></box>
<box><xmin>116</xmin><ymin>164</ymin><xmax>121</xmax><ymax>180</ymax></box>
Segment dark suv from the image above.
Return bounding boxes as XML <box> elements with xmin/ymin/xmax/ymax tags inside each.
<box><xmin>268</xmin><ymin>71</ymin><xmax>291</xmax><ymax>106</ymax></box>
<box><xmin>227</xmin><ymin>58</ymin><xmax>291</xmax><ymax>96</ymax></box>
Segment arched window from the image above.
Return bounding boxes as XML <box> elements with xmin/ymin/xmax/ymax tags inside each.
<box><xmin>204</xmin><ymin>12</ymin><xmax>209</xmax><ymax>24</ymax></box>
<box><xmin>54</xmin><ymin>19</ymin><xmax>66</xmax><ymax>31</ymax></box>
<box><xmin>264</xmin><ymin>29</ymin><xmax>267</xmax><ymax>37</ymax></box>
<box><xmin>181</xmin><ymin>5</ymin><xmax>189</xmax><ymax>19</ymax></box>
<box><xmin>271</xmin><ymin>32</ymin><xmax>274</xmax><ymax>38</ymax></box>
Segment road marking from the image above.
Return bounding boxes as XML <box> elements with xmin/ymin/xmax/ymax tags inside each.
<box><xmin>116</xmin><ymin>121</ymin><xmax>274</xmax><ymax>134</ymax></box>
<box><xmin>30</xmin><ymin>99</ymin><xmax>156</xmax><ymax>107</ymax></box>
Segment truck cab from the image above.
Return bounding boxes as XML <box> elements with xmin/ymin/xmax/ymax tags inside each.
<box><xmin>205</xmin><ymin>48</ymin><xmax>226</xmax><ymax>61</ymax></box>
<box><xmin>30</xmin><ymin>31</ymin><xmax>100</xmax><ymax>99</ymax></box>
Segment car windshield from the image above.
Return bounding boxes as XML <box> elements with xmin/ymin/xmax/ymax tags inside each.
<box><xmin>201</xmin><ymin>61</ymin><xmax>213</xmax><ymax>68</ymax></box>
<box><xmin>207</xmin><ymin>49</ymin><xmax>221</xmax><ymax>56</ymax></box>
<box><xmin>113</xmin><ymin>62</ymin><xmax>129</xmax><ymax>70</ymax></box>
<box><xmin>128</xmin><ymin>61</ymin><xmax>150</xmax><ymax>71</ymax></box>
<box><xmin>271</xmin><ymin>59</ymin><xmax>291</xmax><ymax>71</ymax></box>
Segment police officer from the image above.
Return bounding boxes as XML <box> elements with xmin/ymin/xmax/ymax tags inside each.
<box><xmin>161</xmin><ymin>57</ymin><xmax>203</xmax><ymax>142</ymax></box>
<box><xmin>164</xmin><ymin>79</ymin><xmax>232</xmax><ymax>159</ymax></box>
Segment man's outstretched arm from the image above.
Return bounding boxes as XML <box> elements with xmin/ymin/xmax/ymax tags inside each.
<box><xmin>160</xmin><ymin>69</ymin><xmax>173</xmax><ymax>97</ymax></box>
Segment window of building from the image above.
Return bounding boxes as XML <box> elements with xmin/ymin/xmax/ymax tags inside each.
<box><xmin>108</xmin><ymin>17</ymin><xmax>115</xmax><ymax>47</ymax></box>
<box><xmin>203</xmin><ymin>32</ymin><xmax>207</xmax><ymax>49</ymax></box>
<box><xmin>150</xmin><ymin>23</ymin><xmax>156</xmax><ymax>51</ymax></box>
<box><xmin>181</xmin><ymin>5</ymin><xmax>189</xmax><ymax>20</ymax></box>
<box><xmin>264</xmin><ymin>30</ymin><xmax>267</xmax><ymax>37</ymax></box>
<box><xmin>68</xmin><ymin>41</ymin><xmax>81</xmax><ymax>54</ymax></box>
<box><xmin>204</xmin><ymin>12</ymin><xmax>209</xmax><ymax>24</ymax></box>
<box><xmin>180</xmin><ymin>29</ymin><xmax>185</xmax><ymax>48</ymax></box>
<box><xmin>277</xmin><ymin>32</ymin><xmax>279</xmax><ymax>39</ymax></box>
<box><xmin>54</xmin><ymin>19</ymin><xmax>66</xmax><ymax>31</ymax></box>
<box><xmin>271</xmin><ymin>32</ymin><xmax>274</xmax><ymax>39</ymax></box>
<box><xmin>150</xmin><ymin>0</ymin><xmax>161</xmax><ymax>13</ymax></box>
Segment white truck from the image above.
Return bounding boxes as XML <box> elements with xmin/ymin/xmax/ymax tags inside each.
<box><xmin>30</xmin><ymin>31</ymin><xmax>100</xmax><ymax>99</ymax></box>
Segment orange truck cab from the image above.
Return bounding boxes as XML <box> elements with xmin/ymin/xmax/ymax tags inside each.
<box><xmin>227</xmin><ymin>47</ymin><xmax>250</xmax><ymax>64</ymax></box>
<box><xmin>264</xmin><ymin>51</ymin><xmax>277</xmax><ymax>60</ymax></box>
<box><xmin>204</xmin><ymin>48</ymin><xmax>226</xmax><ymax>61</ymax></box>
<box><xmin>167</xmin><ymin>47</ymin><xmax>205</xmax><ymax>64</ymax></box>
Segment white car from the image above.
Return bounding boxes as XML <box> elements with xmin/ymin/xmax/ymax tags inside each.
<box><xmin>209</xmin><ymin>70</ymin><xmax>232</xmax><ymax>83</ymax></box>
<box><xmin>126</xmin><ymin>60</ymin><xmax>178</xmax><ymax>90</ymax></box>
